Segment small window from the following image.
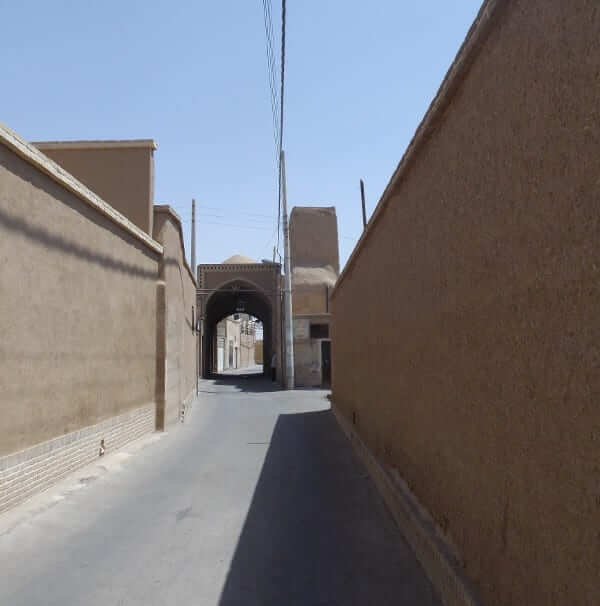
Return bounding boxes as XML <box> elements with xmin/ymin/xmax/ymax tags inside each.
<box><xmin>310</xmin><ymin>324</ymin><xmax>329</xmax><ymax>339</ymax></box>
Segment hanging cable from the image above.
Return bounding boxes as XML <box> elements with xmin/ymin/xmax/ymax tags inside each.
<box><xmin>276</xmin><ymin>0</ymin><xmax>286</xmax><ymax>260</ymax></box>
<box><xmin>260</xmin><ymin>0</ymin><xmax>286</xmax><ymax>263</ymax></box>
<box><xmin>262</xmin><ymin>0</ymin><xmax>280</xmax><ymax>156</ymax></box>
<box><xmin>261</xmin><ymin>0</ymin><xmax>281</xmax><ymax>259</ymax></box>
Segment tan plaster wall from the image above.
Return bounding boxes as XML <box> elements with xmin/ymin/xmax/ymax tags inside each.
<box><xmin>35</xmin><ymin>145</ymin><xmax>154</xmax><ymax>236</ymax></box>
<box><xmin>255</xmin><ymin>340</ymin><xmax>263</xmax><ymax>364</ymax></box>
<box><xmin>292</xmin><ymin>284</ymin><xmax>329</xmax><ymax>315</ymax></box>
<box><xmin>290</xmin><ymin>207</ymin><xmax>340</xmax><ymax>274</ymax></box>
<box><xmin>153</xmin><ymin>209</ymin><xmax>198</xmax><ymax>426</ymax></box>
<box><xmin>0</xmin><ymin>144</ymin><xmax>159</xmax><ymax>457</ymax></box>
<box><xmin>331</xmin><ymin>2</ymin><xmax>600</xmax><ymax>605</ymax></box>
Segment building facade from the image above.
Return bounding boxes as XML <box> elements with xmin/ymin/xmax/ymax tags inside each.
<box><xmin>214</xmin><ymin>314</ymin><xmax>258</xmax><ymax>373</ymax></box>
<box><xmin>197</xmin><ymin>255</ymin><xmax>281</xmax><ymax>380</ymax></box>
<box><xmin>289</xmin><ymin>207</ymin><xmax>339</xmax><ymax>387</ymax></box>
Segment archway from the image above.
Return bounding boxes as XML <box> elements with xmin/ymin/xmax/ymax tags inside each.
<box><xmin>202</xmin><ymin>279</ymin><xmax>273</xmax><ymax>379</ymax></box>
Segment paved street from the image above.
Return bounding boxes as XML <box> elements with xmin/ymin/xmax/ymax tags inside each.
<box><xmin>219</xmin><ymin>363</ymin><xmax>264</xmax><ymax>376</ymax></box>
<box><xmin>0</xmin><ymin>377</ymin><xmax>439</xmax><ymax>606</ymax></box>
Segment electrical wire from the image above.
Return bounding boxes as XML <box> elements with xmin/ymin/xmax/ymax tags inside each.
<box><xmin>261</xmin><ymin>0</ymin><xmax>280</xmax><ymax>156</ymax></box>
<box><xmin>276</xmin><ymin>0</ymin><xmax>286</xmax><ymax>260</ymax></box>
<box><xmin>261</xmin><ymin>0</ymin><xmax>281</xmax><ymax>260</ymax></box>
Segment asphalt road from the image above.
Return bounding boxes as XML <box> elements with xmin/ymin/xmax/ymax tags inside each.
<box><xmin>0</xmin><ymin>376</ymin><xmax>440</xmax><ymax>606</ymax></box>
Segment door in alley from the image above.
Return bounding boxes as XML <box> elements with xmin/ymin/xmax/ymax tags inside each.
<box><xmin>321</xmin><ymin>340</ymin><xmax>331</xmax><ymax>387</ymax></box>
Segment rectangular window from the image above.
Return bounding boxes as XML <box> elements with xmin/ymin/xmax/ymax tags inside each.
<box><xmin>310</xmin><ymin>324</ymin><xmax>329</xmax><ymax>339</ymax></box>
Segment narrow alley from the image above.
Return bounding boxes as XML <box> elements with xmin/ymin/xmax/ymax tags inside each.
<box><xmin>0</xmin><ymin>378</ymin><xmax>440</xmax><ymax>606</ymax></box>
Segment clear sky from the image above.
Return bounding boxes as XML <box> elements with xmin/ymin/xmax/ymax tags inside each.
<box><xmin>3</xmin><ymin>0</ymin><xmax>482</xmax><ymax>269</ymax></box>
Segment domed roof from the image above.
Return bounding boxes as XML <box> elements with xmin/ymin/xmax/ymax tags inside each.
<box><xmin>222</xmin><ymin>254</ymin><xmax>257</xmax><ymax>265</ymax></box>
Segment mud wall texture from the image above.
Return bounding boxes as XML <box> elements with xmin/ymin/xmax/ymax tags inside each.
<box><xmin>292</xmin><ymin>285</ymin><xmax>329</xmax><ymax>315</ymax></box>
<box><xmin>290</xmin><ymin>207</ymin><xmax>339</xmax><ymax>274</ymax></box>
<box><xmin>0</xmin><ymin>143</ymin><xmax>160</xmax><ymax>457</ymax></box>
<box><xmin>331</xmin><ymin>1</ymin><xmax>600</xmax><ymax>605</ymax></box>
<box><xmin>35</xmin><ymin>144</ymin><xmax>155</xmax><ymax>236</ymax></box>
<box><xmin>153</xmin><ymin>208</ymin><xmax>198</xmax><ymax>427</ymax></box>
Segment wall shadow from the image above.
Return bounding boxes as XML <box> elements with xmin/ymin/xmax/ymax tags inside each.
<box><xmin>1</xmin><ymin>147</ymin><xmax>160</xmax><ymax>278</ymax></box>
<box><xmin>217</xmin><ymin>409</ymin><xmax>440</xmax><ymax>606</ymax></box>
<box><xmin>199</xmin><ymin>374</ymin><xmax>282</xmax><ymax>394</ymax></box>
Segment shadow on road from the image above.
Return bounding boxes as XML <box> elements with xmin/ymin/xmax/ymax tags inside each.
<box><xmin>217</xmin><ymin>409</ymin><xmax>440</xmax><ymax>606</ymax></box>
<box><xmin>200</xmin><ymin>373</ymin><xmax>283</xmax><ymax>394</ymax></box>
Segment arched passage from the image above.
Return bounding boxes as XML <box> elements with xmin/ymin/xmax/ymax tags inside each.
<box><xmin>202</xmin><ymin>279</ymin><xmax>273</xmax><ymax>378</ymax></box>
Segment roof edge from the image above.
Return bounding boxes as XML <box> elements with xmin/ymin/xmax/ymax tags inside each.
<box><xmin>331</xmin><ymin>0</ymin><xmax>503</xmax><ymax>298</ymax></box>
<box><xmin>290</xmin><ymin>206</ymin><xmax>336</xmax><ymax>214</ymax></box>
<box><xmin>33</xmin><ymin>139</ymin><xmax>158</xmax><ymax>151</ymax></box>
<box><xmin>0</xmin><ymin>122</ymin><xmax>163</xmax><ymax>255</ymax></box>
<box><xmin>154</xmin><ymin>205</ymin><xmax>197</xmax><ymax>286</ymax></box>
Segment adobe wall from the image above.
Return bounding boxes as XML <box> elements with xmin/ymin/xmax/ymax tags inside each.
<box><xmin>153</xmin><ymin>207</ymin><xmax>198</xmax><ymax>427</ymax></box>
<box><xmin>331</xmin><ymin>1</ymin><xmax>599</xmax><ymax>605</ymax></box>
<box><xmin>254</xmin><ymin>340</ymin><xmax>263</xmax><ymax>365</ymax></box>
<box><xmin>292</xmin><ymin>284</ymin><xmax>329</xmax><ymax>315</ymax></box>
<box><xmin>290</xmin><ymin>207</ymin><xmax>339</xmax><ymax>274</ymax></box>
<box><xmin>34</xmin><ymin>143</ymin><xmax>155</xmax><ymax>236</ymax></box>
<box><xmin>0</xmin><ymin>137</ymin><xmax>160</xmax><ymax>459</ymax></box>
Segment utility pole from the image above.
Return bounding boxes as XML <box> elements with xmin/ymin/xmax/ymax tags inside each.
<box><xmin>360</xmin><ymin>179</ymin><xmax>367</xmax><ymax>230</ymax></box>
<box><xmin>191</xmin><ymin>198</ymin><xmax>196</xmax><ymax>272</ymax></box>
<box><xmin>280</xmin><ymin>149</ymin><xmax>294</xmax><ymax>389</ymax></box>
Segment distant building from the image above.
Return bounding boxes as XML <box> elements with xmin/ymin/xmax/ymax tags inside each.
<box><xmin>214</xmin><ymin>313</ymin><xmax>259</xmax><ymax>373</ymax></box>
<box><xmin>197</xmin><ymin>255</ymin><xmax>281</xmax><ymax>380</ymax></box>
<box><xmin>289</xmin><ymin>206</ymin><xmax>339</xmax><ymax>387</ymax></box>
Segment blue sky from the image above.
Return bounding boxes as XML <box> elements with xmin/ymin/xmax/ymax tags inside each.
<box><xmin>3</xmin><ymin>1</ymin><xmax>482</xmax><ymax>268</ymax></box>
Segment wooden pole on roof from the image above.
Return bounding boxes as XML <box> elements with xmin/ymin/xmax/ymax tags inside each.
<box><xmin>360</xmin><ymin>179</ymin><xmax>367</xmax><ymax>230</ymax></box>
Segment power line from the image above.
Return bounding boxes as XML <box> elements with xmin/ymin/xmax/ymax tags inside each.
<box><xmin>174</xmin><ymin>211</ymin><xmax>272</xmax><ymax>223</ymax></box>
<box><xmin>160</xmin><ymin>202</ymin><xmax>274</xmax><ymax>220</ymax></box>
<box><xmin>179</xmin><ymin>218</ymin><xmax>272</xmax><ymax>231</ymax></box>
<box><xmin>261</xmin><ymin>0</ymin><xmax>281</xmax><ymax>258</ymax></box>
<box><xmin>261</xmin><ymin>0</ymin><xmax>280</xmax><ymax>157</ymax></box>
<box><xmin>276</xmin><ymin>0</ymin><xmax>286</xmax><ymax>259</ymax></box>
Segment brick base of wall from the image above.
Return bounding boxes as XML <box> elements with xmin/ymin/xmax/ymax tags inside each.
<box><xmin>179</xmin><ymin>388</ymin><xmax>196</xmax><ymax>424</ymax></box>
<box><xmin>332</xmin><ymin>405</ymin><xmax>481</xmax><ymax>606</ymax></box>
<box><xmin>0</xmin><ymin>404</ymin><xmax>155</xmax><ymax>515</ymax></box>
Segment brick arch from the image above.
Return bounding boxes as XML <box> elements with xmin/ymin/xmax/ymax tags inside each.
<box><xmin>197</xmin><ymin>262</ymin><xmax>282</xmax><ymax>381</ymax></box>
